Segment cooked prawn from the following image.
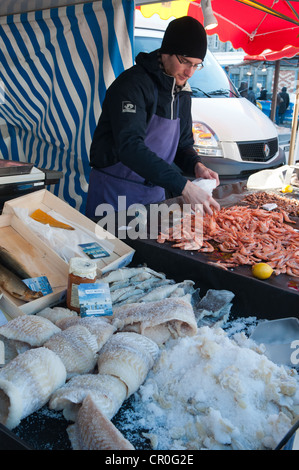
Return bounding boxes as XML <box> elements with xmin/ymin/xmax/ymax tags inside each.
<box><xmin>157</xmin><ymin>205</ymin><xmax>299</xmax><ymax>277</ymax></box>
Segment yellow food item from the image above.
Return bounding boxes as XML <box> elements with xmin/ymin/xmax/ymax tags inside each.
<box><xmin>252</xmin><ymin>263</ymin><xmax>273</xmax><ymax>280</ymax></box>
<box><xmin>281</xmin><ymin>184</ymin><xmax>293</xmax><ymax>193</ymax></box>
<box><xmin>30</xmin><ymin>209</ymin><xmax>74</xmax><ymax>230</ymax></box>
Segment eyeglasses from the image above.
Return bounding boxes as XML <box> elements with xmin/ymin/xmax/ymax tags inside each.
<box><xmin>176</xmin><ymin>55</ymin><xmax>204</xmax><ymax>71</ymax></box>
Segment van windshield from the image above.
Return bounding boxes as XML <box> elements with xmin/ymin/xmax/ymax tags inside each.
<box><xmin>134</xmin><ymin>34</ymin><xmax>239</xmax><ymax>98</ymax></box>
<box><xmin>188</xmin><ymin>51</ymin><xmax>238</xmax><ymax>98</ymax></box>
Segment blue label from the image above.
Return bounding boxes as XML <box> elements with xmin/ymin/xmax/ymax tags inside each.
<box><xmin>78</xmin><ymin>242</ymin><xmax>111</xmax><ymax>259</ymax></box>
<box><xmin>78</xmin><ymin>282</ymin><xmax>113</xmax><ymax>317</ymax></box>
<box><xmin>23</xmin><ymin>276</ymin><xmax>53</xmax><ymax>296</ymax></box>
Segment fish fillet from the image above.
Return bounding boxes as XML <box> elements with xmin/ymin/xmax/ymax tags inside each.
<box><xmin>49</xmin><ymin>373</ymin><xmax>127</xmax><ymax>422</ymax></box>
<box><xmin>37</xmin><ymin>306</ymin><xmax>78</xmax><ymax>325</ymax></box>
<box><xmin>0</xmin><ymin>315</ymin><xmax>61</xmax><ymax>364</ymax></box>
<box><xmin>0</xmin><ymin>338</ymin><xmax>31</xmax><ymax>364</ymax></box>
<box><xmin>0</xmin><ymin>347</ymin><xmax>66</xmax><ymax>429</ymax></box>
<box><xmin>56</xmin><ymin>316</ymin><xmax>116</xmax><ymax>351</ymax></box>
<box><xmin>112</xmin><ymin>297</ymin><xmax>198</xmax><ymax>345</ymax></box>
<box><xmin>44</xmin><ymin>325</ymin><xmax>99</xmax><ymax>379</ymax></box>
<box><xmin>101</xmin><ymin>266</ymin><xmax>165</xmax><ymax>283</ymax></box>
<box><xmin>97</xmin><ymin>332</ymin><xmax>159</xmax><ymax>397</ymax></box>
<box><xmin>0</xmin><ymin>315</ymin><xmax>61</xmax><ymax>346</ymax></box>
<box><xmin>137</xmin><ymin>280</ymin><xmax>195</xmax><ymax>302</ymax></box>
<box><xmin>67</xmin><ymin>394</ymin><xmax>135</xmax><ymax>450</ymax></box>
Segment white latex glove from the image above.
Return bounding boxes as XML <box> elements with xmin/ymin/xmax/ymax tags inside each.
<box><xmin>194</xmin><ymin>162</ymin><xmax>220</xmax><ymax>186</ymax></box>
<box><xmin>182</xmin><ymin>180</ymin><xmax>220</xmax><ymax>215</ymax></box>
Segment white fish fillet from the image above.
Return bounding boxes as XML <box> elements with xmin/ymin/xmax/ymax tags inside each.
<box><xmin>0</xmin><ymin>315</ymin><xmax>61</xmax><ymax>364</ymax></box>
<box><xmin>67</xmin><ymin>394</ymin><xmax>135</xmax><ymax>450</ymax></box>
<box><xmin>137</xmin><ymin>280</ymin><xmax>195</xmax><ymax>303</ymax></box>
<box><xmin>101</xmin><ymin>266</ymin><xmax>165</xmax><ymax>283</ymax></box>
<box><xmin>114</xmin><ymin>292</ymin><xmax>147</xmax><ymax>306</ymax></box>
<box><xmin>109</xmin><ymin>275</ymin><xmax>170</xmax><ymax>293</ymax></box>
<box><xmin>110</xmin><ymin>286</ymin><xmax>143</xmax><ymax>303</ymax></box>
<box><xmin>109</xmin><ymin>280</ymin><xmax>132</xmax><ymax>291</ymax></box>
<box><xmin>112</xmin><ymin>297</ymin><xmax>198</xmax><ymax>345</ymax></box>
<box><xmin>49</xmin><ymin>373</ymin><xmax>127</xmax><ymax>422</ymax></box>
<box><xmin>0</xmin><ymin>315</ymin><xmax>61</xmax><ymax>346</ymax></box>
<box><xmin>111</xmin><ymin>280</ymin><xmax>176</xmax><ymax>307</ymax></box>
<box><xmin>37</xmin><ymin>306</ymin><xmax>78</xmax><ymax>325</ymax></box>
<box><xmin>97</xmin><ymin>332</ymin><xmax>159</xmax><ymax>397</ymax></box>
<box><xmin>0</xmin><ymin>338</ymin><xmax>31</xmax><ymax>364</ymax></box>
<box><xmin>44</xmin><ymin>325</ymin><xmax>99</xmax><ymax>379</ymax></box>
<box><xmin>0</xmin><ymin>347</ymin><xmax>66</xmax><ymax>430</ymax></box>
<box><xmin>55</xmin><ymin>316</ymin><xmax>116</xmax><ymax>351</ymax></box>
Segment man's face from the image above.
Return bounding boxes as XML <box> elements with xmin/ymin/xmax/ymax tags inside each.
<box><xmin>161</xmin><ymin>54</ymin><xmax>203</xmax><ymax>87</ymax></box>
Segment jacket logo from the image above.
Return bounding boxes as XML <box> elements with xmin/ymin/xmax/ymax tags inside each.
<box><xmin>122</xmin><ymin>101</ymin><xmax>136</xmax><ymax>113</ymax></box>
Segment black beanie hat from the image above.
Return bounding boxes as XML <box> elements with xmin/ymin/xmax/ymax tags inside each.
<box><xmin>160</xmin><ymin>16</ymin><xmax>207</xmax><ymax>60</ymax></box>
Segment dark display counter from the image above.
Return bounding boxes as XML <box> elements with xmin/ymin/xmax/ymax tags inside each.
<box><xmin>122</xmin><ymin>182</ymin><xmax>299</xmax><ymax>320</ymax></box>
<box><xmin>125</xmin><ymin>235</ymin><xmax>299</xmax><ymax>320</ymax></box>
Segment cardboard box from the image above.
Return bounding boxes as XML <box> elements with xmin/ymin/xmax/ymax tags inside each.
<box><xmin>0</xmin><ymin>213</ymin><xmax>68</xmax><ymax>318</ymax></box>
<box><xmin>3</xmin><ymin>189</ymin><xmax>135</xmax><ymax>275</ymax></box>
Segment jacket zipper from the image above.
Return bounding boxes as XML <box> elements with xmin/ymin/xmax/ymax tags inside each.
<box><xmin>170</xmin><ymin>78</ymin><xmax>176</xmax><ymax>120</ymax></box>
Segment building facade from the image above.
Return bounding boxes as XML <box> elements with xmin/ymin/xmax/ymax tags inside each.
<box><xmin>208</xmin><ymin>35</ymin><xmax>298</xmax><ymax>102</ymax></box>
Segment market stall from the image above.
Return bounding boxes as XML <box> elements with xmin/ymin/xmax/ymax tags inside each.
<box><xmin>0</xmin><ymin>0</ymin><xmax>298</xmax><ymax>453</ymax></box>
<box><xmin>0</xmin><ymin>179</ymin><xmax>297</xmax><ymax>451</ymax></box>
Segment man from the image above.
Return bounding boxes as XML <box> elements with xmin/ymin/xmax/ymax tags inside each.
<box><xmin>247</xmin><ymin>87</ymin><xmax>256</xmax><ymax>105</ymax></box>
<box><xmin>86</xmin><ymin>17</ymin><xmax>220</xmax><ymax>219</ymax></box>
<box><xmin>276</xmin><ymin>87</ymin><xmax>290</xmax><ymax>125</ymax></box>
<box><xmin>258</xmin><ymin>87</ymin><xmax>267</xmax><ymax>101</ymax></box>
<box><xmin>238</xmin><ymin>81</ymin><xmax>248</xmax><ymax>99</ymax></box>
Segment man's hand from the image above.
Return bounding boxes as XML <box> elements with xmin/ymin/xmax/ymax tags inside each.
<box><xmin>194</xmin><ymin>162</ymin><xmax>220</xmax><ymax>186</ymax></box>
<box><xmin>182</xmin><ymin>180</ymin><xmax>220</xmax><ymax>215</ymax></box>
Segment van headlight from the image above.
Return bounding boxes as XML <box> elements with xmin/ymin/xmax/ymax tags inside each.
<box><xmin>192</xmin><ymin>122</ymin><xmax>223</xmax><ymax>157</ymax></box>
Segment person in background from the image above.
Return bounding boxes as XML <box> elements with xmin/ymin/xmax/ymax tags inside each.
<box><xmin>223</xmin><ymin>65</ymin><xmax>230</xmax><ymax>75</ymax></box>
<box><xmin>86</xmin><ymin>17</ymin><xmax>220</xmax><ymax>219</ymax></box>
<box><xmin>258</xmin><ymin>87</ymin><xmax>267</xmax><ymax>100</ymax></box>
<box><xmin>276</xmin><ymin>86</ymin><xmax>290</xmax><ymax>125</ymax></box>
<box><xmin>247</xmin><ymin>87</ymin><xmax>256</xmax><ymax>105</ymax></box>
<box><xmin>238</xmin><ymin>81</ymin><xmax>248</xmax><ymax>98</ymax></box>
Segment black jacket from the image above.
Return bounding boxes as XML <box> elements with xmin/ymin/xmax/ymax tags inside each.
<box><xmin>89</xmin><ymin>50</ymin><xmax>201</xmax><ymax>196</ymax></box>
<box><xmin>278</xmin><ymin>90</ymin><xmax>290</xmax><ymax>114</ymax></box>
<box><xmin>247</xmin><ymin>90</ymin><xmax>256</xmax><ymax>105</ymax></box>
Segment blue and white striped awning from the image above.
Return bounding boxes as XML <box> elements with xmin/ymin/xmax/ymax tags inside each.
<box><xmin>0</xmin><ymin>0</ymin><xmax>134</xmax><ymax>212</ymax></box>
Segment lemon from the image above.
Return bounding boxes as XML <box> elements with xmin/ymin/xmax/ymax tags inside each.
<box><xmin>281</xmin><ymin>184</ymin><xmax>293</xmax><ymax>193</ymax></box>
<box><xmin>252</xmin><ymin>263</ymin><xmax>273</xmax><ymax>280</ymax></box>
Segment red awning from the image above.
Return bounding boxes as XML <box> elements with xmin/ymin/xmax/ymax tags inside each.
<box><xmin>137</xmin><ymin>1</ymin><xmax>299</xmax><ymax>55</ymax></box>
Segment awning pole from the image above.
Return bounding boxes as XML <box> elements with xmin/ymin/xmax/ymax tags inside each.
<box><xmin>288</xmin><ymin>78</ymin><xmax>299</xmax><ymax>165</ymax></box>
<box><xmin>270</xmin><ymin>60</ymin><xmax>280</xmax><ymax>122</ymax></box>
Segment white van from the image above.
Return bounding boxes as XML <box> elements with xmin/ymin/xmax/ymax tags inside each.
<box><xmin>134</xmin><ymin>14</ymin><xmax>285</xmax><ymax>180</ymax></box>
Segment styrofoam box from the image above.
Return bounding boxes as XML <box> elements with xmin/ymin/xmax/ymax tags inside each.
<box><xmin>3</xmin><ymin>189</ymin><xmax>135</xmax><ymax>274</ymax></box>
<box><xmin>2</xmin><ymin>190</ymin><xmax>135</xmax><ymax>317</ymax></box>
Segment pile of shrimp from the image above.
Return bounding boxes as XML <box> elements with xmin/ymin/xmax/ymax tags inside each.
<box><xmin>157</xmin><ymin>205</ymin><xmax>299</xmax><ymax>277</ymax></box>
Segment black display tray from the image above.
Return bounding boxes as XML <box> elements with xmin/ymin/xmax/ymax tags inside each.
<box><xmin>125</xmin><ymin>236</ymin><xmax>299</xmax><ymax>321</ymax></box>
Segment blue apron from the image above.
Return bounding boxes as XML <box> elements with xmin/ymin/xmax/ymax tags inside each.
<box><xmin>85</xmin><ymin>98</ymin><xmax>180</xmax><ymax>217</ymax></box>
